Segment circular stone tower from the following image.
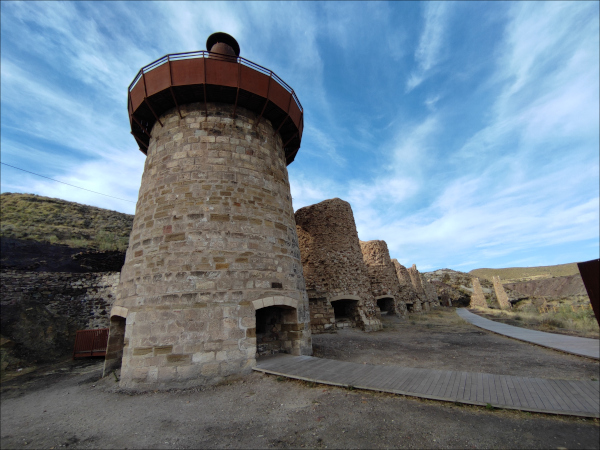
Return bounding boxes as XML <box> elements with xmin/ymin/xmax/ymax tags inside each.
<box><xmin>104</xmin><ymin>33</ymin><xmax>312</xmax><ymax>389</ymax></box>
<box><xmin>295</xmin><ymin>198</ymin><xmax>382</xmax><ymax>333</ymax></box>
<box><xmin>360</xmin><ymin>240</ymin><xmax>408</xmax><ymax>317</ymax></box>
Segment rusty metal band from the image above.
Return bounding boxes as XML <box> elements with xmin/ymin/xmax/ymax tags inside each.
<box><xmin>168</xmin><ymin>56</ymin><xmax>183</xmax><ymax>119</ymax></box>
<box><xmin>255</xmin><ymin>73</ymin><xmax>272</xmax><ymax>129</ymax></box>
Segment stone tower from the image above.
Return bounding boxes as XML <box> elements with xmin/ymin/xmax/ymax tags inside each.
<box><xmin>470</xmin><ymin>278</ymin><xmax>487</xmax><ymax>308</ymax></box>
<box><xmin>492</xmin><ymin>276</ymin><xmax>511</xmax><ymax>309</ymax></box>
<box><xmin>408</xmin><ymin>264</ymin><xmax>430</xmax><ymax>311</ymax></box>
<box><xmin>295</xmin><ymin>198</ymin><xmax>382</xmax><ymax>333</ymax></box>
<box><xmin>104</xmin><ymin>33</ymin><xmax>312</xmax><ymax>389</ymax></box>
<box><xmin>360</xmin><ymin>240</ymin><xmax>407</xmax><ymax>316</ymax></box>
<box><xmin>392</xmin><ymin>260</ymin><xmax>422</xmax><ymax>313</ymax></box>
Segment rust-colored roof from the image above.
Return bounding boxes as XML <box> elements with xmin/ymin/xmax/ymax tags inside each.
<box><xmin>128</xmin><ymin>51</ymin><xmax>304</xmax><ymax>165</ymax></box>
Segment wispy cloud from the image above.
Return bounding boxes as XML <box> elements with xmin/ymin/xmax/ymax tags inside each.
<box><xmin>406</xmin><ymin>2</ymin><xmax>451</xmax><ymax>91</ymax></box>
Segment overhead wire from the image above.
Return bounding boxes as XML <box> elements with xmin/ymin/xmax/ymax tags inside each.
<box><xmin>1</xmin><ymin>162</ymin><xmax>136</xmax><ymax>203</ymax></box>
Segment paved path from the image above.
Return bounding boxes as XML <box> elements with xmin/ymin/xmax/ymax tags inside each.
<box><xmin>255</xmin><ymin>355</ymin><xmax>599</xmax><ymax>418</ymax></box>
<box><xmin>456</xmin><ymin>308</ymin><xmax>600</xmax><ymax>359</ymax></box>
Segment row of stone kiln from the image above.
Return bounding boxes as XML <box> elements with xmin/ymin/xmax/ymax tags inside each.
<box><xmin>295</xmin><ymin>197</ymin><xmax>440</xmax><ymax>334</ymax></box>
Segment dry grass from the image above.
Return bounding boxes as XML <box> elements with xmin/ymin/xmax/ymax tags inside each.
<box><xmin>470</xmin><ymin>303</ymin><xmax>599</xmax><ymax>339</ymax></box>
<box><xmin>1</xmin><ymin>193</ymin><xmax>133</xmax><ymax>251</ymax></box>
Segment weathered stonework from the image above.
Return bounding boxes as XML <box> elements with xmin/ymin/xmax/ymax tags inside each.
<box><xmin>295</xmin><ymin>198</ymin><xmax>382</xmax><ymax>333</ymax></box>
<box><xmin>0</xmin><ymin>270</ymin><xmax>119</xmax><ymax>362</ymax></box>
<box><xmin>422</xmin><ymin>275</ymin><xmax>440</xmax><ymax>307</ymax></box>
<box><xmin>392</xmin><ymin>260</ymin><xmax>422</xmax><ymax>313</ymax></box>
<box><xmin>410</xmin><ymin>264</ymin><xmax>435</xmax><ymax>311</ymax></box>
<box><xmin>492</xmin><ymin>276</ymin><xmax>511</xmax><ymax>309</ymax></box>
<box><xmin>106</xmin><ymin>103</ymin><xmax>312</xmax><ymax>389</ymax></box>
<box><xmin>470</xmin><ymin>277</ymin><xmax>487</xmax><ymax>308</ymax></box>
<box><xmin>360</xmin><ymin>240</ymin><xmax>407</xmax><ymax>317</ymax></box>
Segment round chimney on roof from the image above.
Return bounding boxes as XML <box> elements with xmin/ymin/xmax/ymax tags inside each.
<box><xmin>206</xmin><ymin>32</ymin><xmax>240</xmax><ymax>57</ymax></box>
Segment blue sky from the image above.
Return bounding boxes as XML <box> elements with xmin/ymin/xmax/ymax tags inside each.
<box><xmin>1</xmin><ymin>1</ymin><xmax>598</xmax><ymax>272</ymax></box>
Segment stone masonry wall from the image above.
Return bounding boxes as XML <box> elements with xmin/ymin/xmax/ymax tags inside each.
<box><xmin>422</xmin><ymin>275</ymin><xmax>440</xmax><ymax>307</ymax></box>
<box><xmin>295</xmin><ymin>198</ymin><xmax>382</xmax><ymax>333</ymax></box>
<box><xmin>407</xmin><ymin>264</ymin><xmax>431</xmax><ymax>311</ymax></box>
<box><xmin>392</xmin><ymin>260</ymin><xmax>422</xmax><ymax>313</ymax></box>
<box><xmin>360</xmin><ymin>240</ymin><xmax>407</xmax><ymax>316</ymax></box>
<box><xmin>111</xmin><ymin>103</ymin><xmax>311</xmax><ymax>390</ymax></box>
<box><xmin>470</xmin><ymin>278</ymin><xmax>487</xmax><ymax>308</ymax></box>
<box><xmin>492</xmin><ymin>276</ymin><xmax>511</xmax><ymax>309</ymax></box>
<box><xmin>0</xmin><ymin>270</ymin><xmax>119</xmax><ymax>362</ymax></box>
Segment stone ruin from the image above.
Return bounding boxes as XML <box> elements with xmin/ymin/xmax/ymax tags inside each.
<box><xmin>392</xmin><ymin>259</ymin><xmax>423</xmax><ymax>312</ymax></box>
<box><xmin>470</xmin><ymin>277</ymin><xmax>487</xmax><ymax>308</ymax></box>
<box><xmin>492</xmin><ymin>276</ymin><xmax>511</xmax><ymax>309</ymax></box>
<box><xmin>423</xmin><ymin>276</ymin><xmax>440</xmax><ymax>308</ymax></box>
<box><xmin>295</xmin><ymin>198</ymin><xmax>382</xmax><ymax>333</ymax></box>
<box><xmin>407</xmin><ymin>264</ymin><xmax>439</xmax><ymax>311</ymax></box>
<box><xmin>360</xmin><ymin>240</ymin><xmax>408</xmax><ymax>317</ymax></box>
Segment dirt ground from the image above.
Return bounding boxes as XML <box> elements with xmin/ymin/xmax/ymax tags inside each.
<box><xmin>1</xmin><ymin>309</ymin><xmax>599</xmax><ymax>449</ymax></box>
<box><xmin>313</xmin><ymin>309</ymin><xmax>600</xmax><ymax>380</ymax></box>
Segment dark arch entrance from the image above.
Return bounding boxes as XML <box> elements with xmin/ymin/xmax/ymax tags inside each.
<box><xmin>377</xmin><ymin>297</ymin><xmax>395</xmax><ymax>315</ymax></box>
<box><xmin>330</xmin><ymin>299</ymin><xmax>359</xmax><ymax>329</ymax></box>
<box><xmin>256</xmin><ymin>305</ymin><xmax>298</xmax><ymax>358</ymax></box>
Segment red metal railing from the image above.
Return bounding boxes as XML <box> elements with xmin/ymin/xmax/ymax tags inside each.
<box><xmin>73</xmin><ymin>328</ymin><xmax>109</xmax><ymax>359</ymax></box>
<box><xmin>129</xmin><ymin>51</ymin><xmax>303</xmax><ymax>112</ymax></box>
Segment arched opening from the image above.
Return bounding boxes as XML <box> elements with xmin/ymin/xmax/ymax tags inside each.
<box><xmin>256</xmin><ymin>305</ymin><xmax>297</xmax><ymax>358</ymax></box>
<box><xmin>406</xmin><ymin>302</ymin><xmax>414</xmax><ymax>313</ymax></box>
<box><xmin>331</xmin><ymin>299</ymin><xmax>359</xmax><ymax>329</ymax></box>
<box><xmin>376</xmin><ymin>297</ymin><xmax>395</xmax><ymax>316</ymax></box>
<box><xmin>103</xmin><ymin>314</ymin><xmax>127</xmax><ymax>377</ymax></box>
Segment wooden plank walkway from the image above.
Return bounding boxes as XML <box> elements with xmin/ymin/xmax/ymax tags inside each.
<box><xmin>254</xmin><ymin>355</ymin><xmax>600</xmax><ymax>418</ymax></box>
<box><xmin>456</xmin><ymin>308</ymin><xmax>600</xmax><ymax>359</ymax></box>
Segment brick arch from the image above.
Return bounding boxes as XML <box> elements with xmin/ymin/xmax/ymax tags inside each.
<box><xmin>252</xmin><ymin>296</ymin><xmax>298</xmax><ymax>311</ymax></box>
<box><xmin>110</xmin><ymin>305</ymin><xmax>129</xmax><ymax>318</ymax></box>
<box><xmin>375</xmin><ymin>295</ymin><xmax>395</xmax><ymax>301</ymax></box>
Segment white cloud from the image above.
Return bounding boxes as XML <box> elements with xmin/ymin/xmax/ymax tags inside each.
<box><xmin>406</xmin><ymin>2</ymin><xmax>451</xmax><ymax>91</ymax></box>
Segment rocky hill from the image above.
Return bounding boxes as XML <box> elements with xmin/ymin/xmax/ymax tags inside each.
<box><xmin>424</xmin><ymin>269</ymin><xmax>495</xmax><ymax>307</ymax></box>
<box><xmin>503</xmin><ymin>274</ymin><xmax>587</xmax><ymax>299</ymax></box>
<box><xmin>469</xmin><ymin>263</ymin><xmax>579</xmax><ymax>283</ymax></box>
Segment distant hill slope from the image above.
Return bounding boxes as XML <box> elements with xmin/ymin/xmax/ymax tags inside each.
<box><xmin>0</xmin><ymin>193</ymin><xmax>133</xmax><ymax>251</ymax></box>
<box><xmin>469</xmin><ymin>263</ymin><xmax>579</xmax><ymax>283</ymax></box>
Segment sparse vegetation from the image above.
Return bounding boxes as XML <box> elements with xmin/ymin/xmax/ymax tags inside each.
<box><xmin>0</xmin><ymin>193</ymin><xmax>133</xmax><ymax>251</ymax></box>
<box><xmin>471</xmin><ymin>301</ymin><xmax>599</xmax><ymax>339</ymax></box>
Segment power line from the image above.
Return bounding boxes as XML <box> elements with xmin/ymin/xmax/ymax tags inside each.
<box><xmin>1</xmin><ymin>162</ymin><xmax>137</xmax><ymax>204</ymax></box>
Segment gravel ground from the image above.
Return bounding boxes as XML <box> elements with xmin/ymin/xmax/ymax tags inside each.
<box><xmin>313</xmin><ymin>309</ymin><xmax>600</xmax><ymax>380</ymax></box>
<box><xmin>1</xmin><ymin>309</ymin><xmax>598</xmax><ymax>449</ymax></box>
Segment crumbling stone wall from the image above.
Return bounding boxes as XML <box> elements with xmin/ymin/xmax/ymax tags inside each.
<box><xmin>295</xmin><ymin>198</ymin><xmax>382</xmax><ymax>333</ymax></box>
<box><xmin>110</xmin><ymin>103</ymin><xmax>312</xmax><ymax>390</ymax></box>
<box><xmin>470</xmin><ymin>277</ymin><xmax>487</xmax><ymax>308</ymax></box>
<box><xmin>409</xmin><ymin>264</ymin><xmax>432</xmax><ymax>311</ymax></box>
<box><xmin>360</xmin><ymin>240</ymin><xmax>407</xmax><ymax>316</ymax></box>
<box><xmin>392</xmin><ymin>260</ymin><xmax>422</xmax><ymax>313</ymax></box>
<box><xmin>492</xmin><ymin>276</ymin><xmax>511</xmax><ymax>309</ymax></box>
<box><xmin>422</xmin><ymin>275</ymin><xmax>440</xmax><ymax>307</ymax></box>
<box><xmin>0</xmin><ymin>270</ymin><xmax>119</xmax><ymax>363</ymax></box>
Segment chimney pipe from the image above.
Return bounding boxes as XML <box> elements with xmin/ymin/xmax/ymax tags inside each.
<box><xmin>206</xmin><ymin>32</ymin><xmax>240</xmax><ymax>57</ymax></box>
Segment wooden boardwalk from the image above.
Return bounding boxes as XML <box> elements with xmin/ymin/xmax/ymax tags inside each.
<box><xmin>457</xmin><ymin>308</ymin><xmax>600</xmax><ymax>359</ymax></box>
<box><xmin>255</xmin><ymin>355</ymin><xmax>600</xmax><ymax>418</ymax></box>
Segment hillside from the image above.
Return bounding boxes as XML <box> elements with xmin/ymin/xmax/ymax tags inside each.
<box><xmin>424</xmin><ymin>268</ymin><xmax>498</xmax><ymax>307</ymax></box>
<box><xmin>469</xmin><ymin>263</ymin><xmax>579</xmax><ymax>283</ymax></box>
<box><xmin>503</xmin><ymin>274</ymin><xmax>587</xmax><ymax>299</ymax></box>
<box><xmin>0</xmin><ymin>193</ymin><xmax>133</xmax><ymax>251</ymax></box>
